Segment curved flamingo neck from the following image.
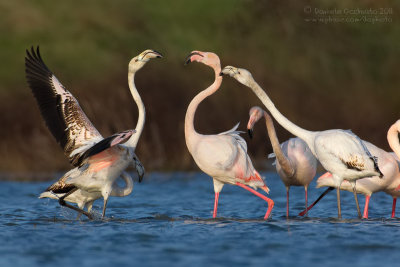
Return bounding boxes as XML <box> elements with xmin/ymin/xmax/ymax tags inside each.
<box><xmin>110</xmin><ymin>172</ymin><xmax>133</xmax><ymax>196</ymax></box>
<box><xmin>263</xmin><ymin>111</ymin><xmax>294</xmax><ymax>177</ymax></box>
<box><xmin>388</xmin><ymin>121</ymin><xmax>400</xmax><ymax>159</ymax></box>
<box><xmin>125</xmin><ymin>71</ymin><xmax>145</xmax><ymax>149</ymax></box>
<box><xmin>185</xmin><ymin>67</ymin><xmax>222</xmax><ymax>151</ymax></box>
<box><xmin>246</xmin><ymin>78</ymin><xmax>315</xmax><ymax>152</ymax></box>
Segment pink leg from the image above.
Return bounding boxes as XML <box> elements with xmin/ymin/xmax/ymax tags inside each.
<box><xmin>392</xmin><ymin>197</ymin><xmax>397</xmax><ymax>218</ymax></box>
<box><xmin>363</xmin><ymin>195</ymin><xmax>370</xmax><ymax>219</ymax></box>
<box><xmin>213</xmin><ymin>192</ymin><xmax>219</xmax><ymax>218</ymax></box>
<box><xmin>286</xmin><ymin>188</ymin><xmax>289</xmax><ymax>218</ymax></box>
<box><xmin>236</xmin><ymin>182</ymin><xmax>274</xmax><ymax>220</ymax></box>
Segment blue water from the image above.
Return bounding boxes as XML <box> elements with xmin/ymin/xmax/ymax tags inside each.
<box><xmin>1</xmin><ymin>172</ymin><xmax>400</xmax><ymax>267</ymax></box>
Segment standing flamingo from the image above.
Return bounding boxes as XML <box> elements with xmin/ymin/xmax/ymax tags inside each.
<box><xmin>300</xmin><ymin>121</ymin><xmax>400</xmax><ymax>218</ymax></box>
<box><xmin>221</xmin><ymin>66</ymin><xmax>383</xmax><ymax>219</ymax></box>
<box><xmin>247</xmin><ymin>106</ymin><xmax>317</xmax><ymax>217</ymax></box>
<box><xmin>26</xmin><ymin>47</ymin><xmax>161</xmax><ymax>218</ymax></box>
<box><xmin>184</xmin><ymin>51</ymin><xmax>274</xmax><ymax>219</ymax></box>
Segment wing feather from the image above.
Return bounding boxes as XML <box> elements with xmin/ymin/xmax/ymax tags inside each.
<box><xmin>25</xmin><ymin>46</ymin><xmax>102</xmax><ymax>166</ymax></box>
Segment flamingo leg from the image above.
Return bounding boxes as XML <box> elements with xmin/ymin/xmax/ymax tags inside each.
<box><xmin>363</xmin><ymin>195</ymin><xmax>370</xmax><ymax>219</ymax></box>
<box><xmin>213</xmin><ymin>192</ymin><xmax>219</xmax><ymax>218</ymax></box>
<box><xmin>392</xmin><ymin>197</ymin><xmax>397</xmax><ymax>218</ymax></box>
<box><xmin>286</xmin><ymin>187</ymin><xmax>289</xmax><ymax>218</ymax></box>
<box><xmin>298</xmin><ymin>187</ymin><xmax>334</xmax><ymax>216</ymax></box>
<box><xmin>102</xmin><ymin>198</ymin><xmax>108</xmax><ymax>218</ymax></box>
<box><xmin>304</xmin><ymin>186</ymin><xmax>308</xmax><ymax>217</ymax></box>
<box><xmin>236</xmin><ymin>182</ymin><xmax>274</xmax><ymax>220</ymax></box>
<box><xmin>350</xmin><ymin>181</ymin><xmax>362</xmax><ymax>219</ymax></box>
<box><xmin>58</xmin><ymin>188</ymin><xmax>93</xmax><ymax>219</ymax></box>
<box><xmin>337</xmin><ymin>187</ymin><xmax>342</xmax><ymax>219</ymax></box>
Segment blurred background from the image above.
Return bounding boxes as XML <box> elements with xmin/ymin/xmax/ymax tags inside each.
<box><xmin>0</xmin><ymin>0</ymin><xmax>399</xmax><ymax>180</ymax></box>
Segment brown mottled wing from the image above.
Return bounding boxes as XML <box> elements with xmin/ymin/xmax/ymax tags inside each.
<box><xmin>45</xmin><ymin>177</ymin><xmax>77</xmax><ymax>194</ymax></box>
<box><xmin>25</xmin><ymin>46</ymin><xmax>102</xmax><ymax>166</ymax></box>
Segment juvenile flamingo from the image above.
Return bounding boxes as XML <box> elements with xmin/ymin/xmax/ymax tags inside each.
<box><xmin>184</xmin><ymin>51</ymin><xmax>274</xmax><ymax>219</ymax></box>
<box><xmin>26</xmin><ymin>47</ymin><xmax>161</xmax><ymax>218</ymax></box>
<box><xmin>247</xmin><ymin>106</ymin><xmax>317</xmax><ymax>217</ymax></box>
<box><xmin>300</xmin><ymin>121</ymin><xmax>400</xmax><ymax>218</ymax></box>
<box><xmin>39</xmin><ymin>171</ymin><xmax>134</xmax><ymax>218</ymax></box>
<box><xmin>221</xmin><ymin>66</ymin><xmax>383</xmax><ymax>219</ymax></box>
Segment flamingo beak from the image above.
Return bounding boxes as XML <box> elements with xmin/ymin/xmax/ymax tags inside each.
<box><xmin>150</xmin><ymin>50</ymin><xmax>163</xmax><ymax>58</ymax></box>
<box><xmin>184</xmin><ymin>52</ymin><xmax>203</xmax><ymax>65</ymax></box>
<box><xmin>248</xmin><ymin>129</ymin><xmax>253</xmax><ymax>139</ymax></box>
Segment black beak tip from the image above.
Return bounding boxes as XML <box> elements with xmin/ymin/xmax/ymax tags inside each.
<box><xmin>219</xmin><ymin>72</ymin><xmax>224</xmax><ymax>76</ymax></box>
<box><xmin>247</xmin><ymin>129</ymin><xmax>253</xmax><ymax>139</ymax></box>
<box><xmin>184</xmin><ymin>58</ymin><xmax>191</xmax><ymax>65</ymax></box>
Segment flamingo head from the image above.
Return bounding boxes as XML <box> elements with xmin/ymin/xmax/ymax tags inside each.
<box><xmin>185</xmin><ymin>51</ymin><xmax>221</xmax><ymax>71</ymax></box>
<box><xmin>220</xmin><ymin>66</ymin><xmax>253</xmax><ymax>86</ymax></box>
<box><xmin>129</xmin><ymin>49</ymin><xmax>163</xmax><ymax>72</ymax></box>
<box><xmin>247</xmin><ymin>106</ymin><xmax>264</xmax><ymax>139</ymax></box>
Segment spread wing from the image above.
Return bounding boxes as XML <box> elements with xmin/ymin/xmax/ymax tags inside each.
<box><xmin>25</xmin><ymin>46</ymin><xmax>102</xmax><ymax>166</ymax></box>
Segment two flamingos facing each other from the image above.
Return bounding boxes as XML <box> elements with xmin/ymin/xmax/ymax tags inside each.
<box><xmin>26</xmin><ymin>47</ymin><xmax>162</xmax><ymax>219</ymax></box>
<box><xmin>184</xmin><ymin>51</ymin><xmax>274</xmax><ymax>220</ymax></box>
<box><xmin>221</xmin><ymin>66</ymin><xmax>383</xmax><ymax>219</ymax></box>
<box><xmin>300</xmin><ymin>120</ymin><xmax>400</xmax><ymax>218</ymax></box>
<box><xmin>247</xmin><ymin>106</ymin><xmax>317</xmax><ymax>217</ymax></box>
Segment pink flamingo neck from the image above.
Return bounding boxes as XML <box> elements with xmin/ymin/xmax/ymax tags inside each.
<box><xmin>388</xmin><ymin>121</ymin><xmax>400</xmax><ymax>159</ymax></box>
<box><xmin>263</xmin><ymin>111</ymin><xmax>295</xmax><ymax>177</ymax></box>
<box><xmin>185</xmin><ymin>68</ymin><xmax>222</xmax><ymax>151</ymax></box>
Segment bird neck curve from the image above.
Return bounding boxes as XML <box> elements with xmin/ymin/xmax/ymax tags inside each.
<box><xmin>110</xmin><ymin>172</ymin><xmax>134</xmax><ymax>196</ymax></box>
<box><xmin>185</xmin><ymin>67</ymin><xmax>222</xmax><ymax>151</ymax></box>
<box><xmin>246</xmin><ymin>77</ymin><xmax>315</xmax><ymax>152</ymax></box>
<box><xmin>125</xmin><ymin>71</ymin><xmax>146</xmax><ymax>149</ymax></box>
<box><xmin>263</xmin><ymin>111</ymin><xmax>295</xmax><ymax>177</ymax></box>
<box><xmin>388</xmin><ymin>121</ymin><xmax>400</xmax><ymax>160</ymax></box>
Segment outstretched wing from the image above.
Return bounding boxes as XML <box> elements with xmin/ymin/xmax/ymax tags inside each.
<box><xmin>25</xmin><ymin>46</ymin><xmax>102</xmax><ymax>166</ymax></box>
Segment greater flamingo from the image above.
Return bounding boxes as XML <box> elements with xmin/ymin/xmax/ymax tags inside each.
<box><xmin>300</xmin><ymin>121</ymin><xmax>400</xmax><ymax>218</ymax></box>
<box><xmin>184</xmin><ymin>51</ymin><xmax>274</xmax><ymax>219</ymax></box>
<box><xmin>247</xmin><ymin>106</ymin><xmax>317</xmax><ymax>217</ymax></box>
<box><xmin>26</xmin><ymin>47</ymin><xmax>161</xmax><ymax>218</ymax></box>
<box><xmin>221</xmin><ymin>66</ymin><xmax>383</xmax><ymax>219</ymax></box>
<box><xmin>39</xmin><ymin>171</ymin><xmax>134</xmax><ymax>218</ymax></box>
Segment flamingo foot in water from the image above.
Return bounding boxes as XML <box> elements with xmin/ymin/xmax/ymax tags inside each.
<box><xmin>236</xmin><ymin>182</ymin><xmax>274</xmax><ymax>220</ymax></box>
<box><xmin>363</xmin><ymin>195</ymin><xmax>370</xmax><ymax>219</ymax></box>
<box><xmin>213</xmin><ymin>192</ymin><xmax>219</xmax><ymax>218</ymax></box>
<box><xmin>392</xmin><ymin>198</ymin><xmax>397</xmax><ymax>218</ymax></box>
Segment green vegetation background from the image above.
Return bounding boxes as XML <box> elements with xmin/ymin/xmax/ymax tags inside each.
<box><xmin>0</xmin><ymin>0</ymin><xmax>399</xmax><ymax>179</ymax></box>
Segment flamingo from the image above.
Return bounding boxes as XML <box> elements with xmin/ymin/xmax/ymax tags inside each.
<box><xmin>247</xmin><ymin>106</ymin><xmax>317</xmax><ymax>217</ymax></box>
<box><xmin>221</xmin><ymin>66</ymin><xmax>383</xmax><ymax>219</ymax></box>
<box><xmin>184</xmin><ymin>51</ymin><xmax>274</xmax><ymax>219</ymax></box>
<box><xmin>26</xmin><ymin>47</ymin><xmax>161</xmax><ymax>218</ymax></box>
<box><xmin>299</xmin><ymin>121</ymin><xmax>400</xmax><ymax>218</ymax></box>
<box><xmin>39</xmin><ymin>171</ymin><xmax>134</xmax><ymax>218</ymax></box>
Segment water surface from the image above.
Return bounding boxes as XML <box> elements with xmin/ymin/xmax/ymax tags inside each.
<box><xmin>1</xmin><ymin>172</ymin><xmax>399</xmax><ymax>267</ymax></box>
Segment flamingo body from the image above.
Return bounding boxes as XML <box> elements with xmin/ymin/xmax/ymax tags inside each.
<box><xmin>184</xmin><ymin>51</ymin><xmax>273</xmax><ymax>219</ymax></box>
<box><xmin>27</xmin><ymin>47</ymin><xmax>160</xmax><ymax>218</ymax></box>
<box><xmin>222</xmin><ymin>66</ymin><xmax>382</xmax><ymax>218</ymax></box>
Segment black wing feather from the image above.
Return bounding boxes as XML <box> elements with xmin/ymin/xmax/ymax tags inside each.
<box><xmin>76</xmin><ymin>130</ymin><xmax>134</xmax><ymax>166</ymax></box>
<box><xmin>25</xmin><ymin>46</ymin><xmax>68</xmax><ymax>149</ymax></box>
